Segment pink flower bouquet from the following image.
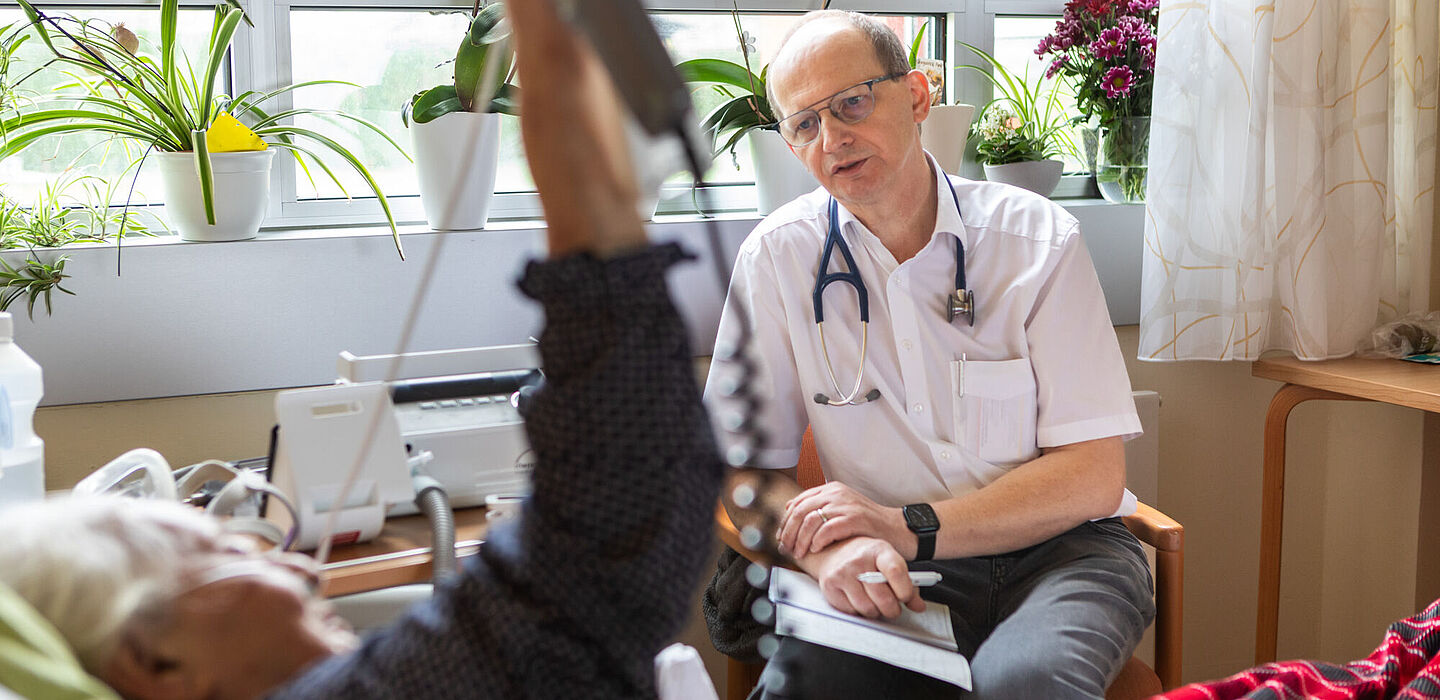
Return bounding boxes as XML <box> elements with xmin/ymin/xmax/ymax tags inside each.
<box><xmin>1037</xmin><ymin>0</ymin><xmax>1158</xmax><ymax>201</ymax></box>
<box><xmin>1036</xmin><ymin>0</ymin><xmax>1158</xmax><ymax>125</ymax></box>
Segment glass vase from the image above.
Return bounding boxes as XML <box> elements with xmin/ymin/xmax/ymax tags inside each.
<box><xmin>1096</xmin><ymin>117</ymin><xmax>1150</xmax><ymax>203</ymax></box>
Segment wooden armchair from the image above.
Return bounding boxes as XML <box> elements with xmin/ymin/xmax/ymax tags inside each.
<box><xmin>715</xmin><ymin>428</ymin><xmax>1183</xmax><ymax>700</ymax></box>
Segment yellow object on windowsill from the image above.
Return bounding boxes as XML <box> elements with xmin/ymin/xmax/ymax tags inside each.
<box><xmin>205</xmin><ymin>112</ymin><xmax>267</xmax><ymax>153</ymax></box>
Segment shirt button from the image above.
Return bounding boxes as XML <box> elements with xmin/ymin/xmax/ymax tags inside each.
<box><xmin>941</xmin><ymin>451</ymin><xmax>951</xmax><ymax>460</ymax></box>
<box><xmin>913</xmin><ymin>403</ymin><xmax>924</xmax><ymax>413</ymax></box>
<box><xmin>902</xmin><ymin>339</ymin><xmax>913</xmax><ymax>350</ymax></box>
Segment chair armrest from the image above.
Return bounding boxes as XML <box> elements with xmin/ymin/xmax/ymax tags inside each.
<box><xmin>716</xmin><ymin>503</ymin><xmax>747</xmax><ymax>556</ymax></box>
<box><xmin>715</xmin><ymin>502</ymin><xmax>786</xmax><ymax>568</ymax></box>
<box><xmin>1122</xmin><ymin>502</ymin><xmax>1183</xmax><ymax>552</ymax></box>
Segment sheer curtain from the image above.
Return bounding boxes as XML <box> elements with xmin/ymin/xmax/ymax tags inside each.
<box><xmin>1138</xmin><ymin>1</ymin><xmax>1437</xmax><ymax>361</ymax></box>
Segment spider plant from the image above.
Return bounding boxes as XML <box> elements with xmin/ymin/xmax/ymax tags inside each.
<box><xmin>0</xmin><ymin>0</ymin><xmax>410</xmax><ymax>258</ymax></box>
<box><xmin>0</xmin><ymin>173</ymin><xmax>151</xmax><ymax>318</ymax></box>
<box><xmin>960</xmin><ymin>42</ymin><xmax>1078</xmax><ymax>166</ymax></box>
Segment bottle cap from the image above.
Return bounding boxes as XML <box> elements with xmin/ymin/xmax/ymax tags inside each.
<box><xmin>0</xmin><ymin>313</ymin><xmax>11</xmax><ymax>342</ymax></box>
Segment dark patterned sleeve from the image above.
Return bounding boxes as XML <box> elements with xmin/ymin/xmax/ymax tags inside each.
<box><xmin>271</xmin><ymin>243</ymin><xmax>725</xmax><ymax>700</ymax></box>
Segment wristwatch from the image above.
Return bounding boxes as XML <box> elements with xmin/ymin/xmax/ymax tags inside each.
<box><xmin>902</xmin><ymin>503</ymin><xmax>940</xmax><ymax>561</ymax></box>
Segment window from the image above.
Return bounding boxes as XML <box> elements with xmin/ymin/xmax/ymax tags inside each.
<box><xmin>0</xmin><ymin>6</ymin><xmax>217</xmax><ymax>209</ymax></box>
<box><xmin>281</xmin><ymin>7</ymin><xmax>938</xmax><ymax>222</ymax></box>
<box><xmin>993</xmin><ymin>15</ymin><xmax>1087</xmax><ymax>175</ymax></box>
<box><xmin>0</xmin><ymin>1</ymin><xmax>1106</xmax><ymax>237</ymax></box>
<box><xmin>961</xmin><ymin>2</ymin><xmax>1094</xmax><ymax>197</ymax></box>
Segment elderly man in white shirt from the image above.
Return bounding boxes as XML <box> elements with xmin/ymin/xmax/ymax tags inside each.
<box><xmin>704</xmin><ymin>10</ymin><xmax>1154</xmax><ymax>700</ymax></box>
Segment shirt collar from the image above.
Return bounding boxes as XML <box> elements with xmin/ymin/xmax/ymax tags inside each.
<box><xmin>829</xmin><ymin>151</ymin><xmax>968</xmax><ymax>255</ymax></box>
<box><xmin>928</xmin><ymin>151</ymin><xmax>968</xmax><ymax>253</ymax></box>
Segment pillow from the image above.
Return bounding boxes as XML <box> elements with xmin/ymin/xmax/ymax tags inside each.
<box><xmin>0</xmin><ymin>582</ymin><xmax>119</xmax><ymax>700</ymax></box>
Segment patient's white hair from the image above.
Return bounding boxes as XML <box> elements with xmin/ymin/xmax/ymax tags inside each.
<box><xmin>0</xmin><ymin>496</ymin><xmax>221</xmax><ymax>672</ymax></box>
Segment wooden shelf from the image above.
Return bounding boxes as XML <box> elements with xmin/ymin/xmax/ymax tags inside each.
<box><xmin>319</xmin><ymin>507</ymin><xmax>490</xmax><ymax>597</ymax></box>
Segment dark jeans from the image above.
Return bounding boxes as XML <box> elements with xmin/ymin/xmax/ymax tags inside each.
<box><xmin>749</xmin><ymin>518</ymin><xmax>1156</xmax><ymax>700</ymax></box>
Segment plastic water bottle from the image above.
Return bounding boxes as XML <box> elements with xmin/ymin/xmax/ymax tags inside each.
<box><xmin>0</xmin><ymin>312</ymin><xmax>44</xmax><ymax>507</ymax></box>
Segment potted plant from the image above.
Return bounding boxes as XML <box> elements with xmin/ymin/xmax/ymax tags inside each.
<box><xmin>962</xmin><ymin>43</ymin><xmax>1074</xmax><ymax>197</ymax></box>
<box><xmin>0</xmin><ymin>0</ymin><xmax>407</xmax><ymax>255</ymax></box>
<box><xmin>909</xmin><ymin>22</ymin><xmax>975</xmax><ymax>175</ymax></box>
<box><xmin>1036</xmin><ymin>0</ymin><xmax>1157</xmax><ymax>202</ymax></box>
<box><xmin>402</xmin><ymin>2</ymin><xmax>519</xmax><ymax>231</ymax></box>
<box><xmin>677</xmin><ymin>7</ymin><xmax>816</xmax><ymax>216</ymax></box>
<box><xmin>0</xmin><ymin>174</ymin><xmax>152</xmax><ymax>318</ymax></box>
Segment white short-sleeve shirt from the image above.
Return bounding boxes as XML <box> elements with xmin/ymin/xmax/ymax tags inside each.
<box><xmin>704</xmin><ymin>155</ymin><xmax>1141</xmax><ymax>515</ymax></box>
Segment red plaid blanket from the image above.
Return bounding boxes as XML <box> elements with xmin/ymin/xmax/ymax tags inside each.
<box><xmin>1160</xmin><ymin>599</ymin><xmax>1440</xmax><ymax>700</ymax></box>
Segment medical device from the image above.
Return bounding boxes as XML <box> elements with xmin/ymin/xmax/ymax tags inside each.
<box><xmin>267</xmin><ymin>382</ymin><xmax>416</xmax><ymax>550</ymax></box>
<box><xmin>76</xmin><ymin>448</ymin><xmax>303</xmax><ymax>547</ymax></box>
<box><xmin>266</xmin><ymin>344</ymin><xmax>541</xmax><ymax>551</ymax></box>
<box><xmin>811</xmin><ymin>185</ymin><xmax>973</xmax><ymax>407</ymax></box>
<box><xmin>337</xmin><ymin>343</ymin><xmax>541</xmax><ymax>517</ymax></box>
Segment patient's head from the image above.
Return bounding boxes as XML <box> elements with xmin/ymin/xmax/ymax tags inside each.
<box><xmin>0</xmin><ymin>496</ymin><xmax>357</xmax><ymax>700</ymax></box>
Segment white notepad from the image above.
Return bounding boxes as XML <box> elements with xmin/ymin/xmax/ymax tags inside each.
<box><xmin>769</xmin><ymin>568</ymin><xmax>972</xmax><ymax>690</ymax></box>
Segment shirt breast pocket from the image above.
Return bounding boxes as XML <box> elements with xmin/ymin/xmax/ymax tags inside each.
<box><xmin>950</xmin><ymin>357</ymin><xmax>1039</xmax><ymax>467</ymax></box>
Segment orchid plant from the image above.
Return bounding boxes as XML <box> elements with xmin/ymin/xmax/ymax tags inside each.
<box><xmin>402</xmin><ymin>2</ymin><xmax>519</xmax><ymax>126</ymax></box>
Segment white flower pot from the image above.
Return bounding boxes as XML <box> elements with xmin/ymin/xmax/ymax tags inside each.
<box><xmin>982</xmin><ymin>159</ymin><xmax>1064</xmax><ymax>197</ymax></box>
<box><xmin>920</xmin><ymin>104</ymin><xmax>976</xmax><ymax>175</ymax></box>
<box><xmin>748</xmin><ymin>129</ymin><xmax>818</xmax><ymax>216</ymax></box>
<box><xmin>412</xmin><ymin>111</ymin><xmax>501</xmax><ymax>231</ymax></box>
<box><xmin>156</xmin><ymin>150</ymin><xmax>275</xmax><ymax>242</ymax></box>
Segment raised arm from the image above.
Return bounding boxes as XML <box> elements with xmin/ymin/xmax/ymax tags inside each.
<box><xmin>271</xmin><ymin>2</ymin><xmax>724</xmax><ymax>697</ymax></box>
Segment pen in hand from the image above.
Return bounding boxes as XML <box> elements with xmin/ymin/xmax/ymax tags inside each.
<box><xmin>857</xmin><ymin>571</ymin><xmax>942</xmax><ymax>587</ymax></box>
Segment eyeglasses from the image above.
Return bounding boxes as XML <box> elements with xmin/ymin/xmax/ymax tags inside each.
<box><xmin>772</xmin><ymin>73</ymin><xmax>909</xmax><ymax>148</ymax></box>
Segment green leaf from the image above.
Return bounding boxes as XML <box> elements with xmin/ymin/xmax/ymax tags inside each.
<box><xmin>487</xmin><ymin>83</ymin><xmax>519</xmax><ymax>117</ymax></box>
<box><xmin>407</xmin><ymin>86</ymin><xmax>463</xmax><ymax>125</ymax></box>
<box><xmin>454</xmin><ymin>3</ymin><xmax>513</xmax><ymax>113</ymax></box>
<box><xmin>255</xmin><ymin>126</ymin><xmax>403</xmax><ymax>260</ymax></box>
<box><xmin>677</xmin><ymin>58</ymin><xmax>765</xmax><ymax>94</ymax></box>
<box><xmin>160</xmin><ymin>0</ymin><xmax>178</xmax><ymax>109</ymax></box>
<box><xmin>192</xmin><ymin>129</ymin><xmax>216</xmax><ymax>225</ymax></box>
<box><xmin>198</xmin><ymin>4</ymin><xmax>244</xmax><ymax>128</ymax></box>
<box><xmin>908</xmin><ymin>21</ymin><xmax>929</xmax><ymax>69</ymax></box>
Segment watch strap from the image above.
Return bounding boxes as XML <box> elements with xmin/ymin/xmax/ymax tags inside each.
<box><xmin>913</xmin><ymin>528</ymin><xmax>936</xmax><ymax>561</ymax></box>
<box><xmin>903</xmin><ymin>503</ymin><xmax>939</xmax><ymax>562</ymax></box>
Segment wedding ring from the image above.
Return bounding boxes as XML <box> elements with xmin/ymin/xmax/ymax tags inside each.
<box><xmin>818</xmin><ymin>507</ymin><xmax>830</xmax><ymax>524</ymax></box>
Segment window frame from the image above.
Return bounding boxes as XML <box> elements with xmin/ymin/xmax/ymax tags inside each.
<box><xmin>239</xmin><ymin>0</ymin><xmax>974</xmax><ymax>229</ymax></box>
<box><xmin>5</xmin><ymin>0</ymin><xmax>1093</xmax><ymax>231</ymax></box>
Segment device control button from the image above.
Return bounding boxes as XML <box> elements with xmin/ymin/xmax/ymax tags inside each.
<box><xmin>458</xmin><ymin>398</ymin><xmax>476</xmax><ymax>406</ymax></box>
<box><xmin>439</xmin><ymin>400</ymin><xmax>459</xmax><ymax>408</ymax></box>
<box><xmin>420</xmin><ymin>402</ymin><xmax>439</xmax><ymax>410</ymax></box>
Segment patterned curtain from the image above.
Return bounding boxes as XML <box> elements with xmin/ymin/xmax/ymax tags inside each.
<box><xmin>1138</xmin><ymin>1</ymin><xmax>1437</xmax><ymax>361</ymax></box>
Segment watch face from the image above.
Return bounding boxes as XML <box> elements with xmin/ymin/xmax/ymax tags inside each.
<box><xmin>904</xmin><ymin>504</ymin><xmax>939</xmax><ymax>532</ymax></box>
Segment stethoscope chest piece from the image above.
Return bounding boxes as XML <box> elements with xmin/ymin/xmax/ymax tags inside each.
<box><xmin>948</xmin><ymin>288</ymin><xmax>975</xmax><ymax>326</ymax></box>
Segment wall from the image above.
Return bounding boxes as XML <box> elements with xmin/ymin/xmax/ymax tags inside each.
<box><xmin>1121</xmin><ymin>331</ymin><xmax>1423</xmax><ymax>681</ymax></box>
<box><xmin>36</xmin><ymin>390</ymin><xmax>279</xmax><ymax>490</ymax></box>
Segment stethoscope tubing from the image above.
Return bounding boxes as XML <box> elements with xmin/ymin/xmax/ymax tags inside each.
<box><xmin>811</xmin><ymin>181</ymin><xmax>968</xmax><ymax>407</ymax></box>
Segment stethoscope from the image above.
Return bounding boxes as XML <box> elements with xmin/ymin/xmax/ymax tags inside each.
<box><xmin>812</xmin><ymin>183</ymin><xmax>974</xmax><ymax>407</ymax></box>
